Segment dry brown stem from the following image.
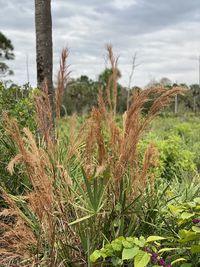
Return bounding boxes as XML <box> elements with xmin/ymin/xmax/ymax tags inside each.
<box><xmin>56</xmin><ymin>48</ymin><xmax>70</xmax><ymax>120</ymax></box>
<box><xmin>34</xmin><ymin>80</ymin><xmax>54</xmax><ymax>147</ymax></box>
<box><xmin>105</xmin><ymin>44</ymin><xmax>119</xmax><ymax>117</ymax></box>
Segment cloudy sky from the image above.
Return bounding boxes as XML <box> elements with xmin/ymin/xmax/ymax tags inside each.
<box><xmin>1</xmin><ymin>0</ymin><xmax>200</xmax><ymax>87</ymax></box>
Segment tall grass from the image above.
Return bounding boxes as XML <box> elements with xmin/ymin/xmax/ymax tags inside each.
<box><xmin>0</xmin><ymin>46</ymin><xmax>183</xmax><ymax>266</ymax></box>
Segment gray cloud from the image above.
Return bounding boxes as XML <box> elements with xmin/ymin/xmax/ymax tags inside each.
<box><xmin>0</xmin><ymin>0</ymin><xmax>200</xmax><ymax>87</ymax></box>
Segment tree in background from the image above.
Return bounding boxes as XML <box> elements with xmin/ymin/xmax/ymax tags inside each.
<box><xmin>190</xmin><ymin>84</ymin><xmax>200</xmax><ymax>113</ymax></box>
<box><xmin>62</xmin><ymin>69</ymin><xmax>128</xmax><ymax>115</ymax></box>
<box><xmin>35</xmin><ymin>0</ymin><xmax>54</xmax><ymax>117</ymax></box>
<box><xmin>62</xmin><ymin>75</ymin><xmax>99</xmax><ymax>115</ymax></box>
<box><xmin>98</xmin><ymin>68</ymin><xmax>127</xmax><ymax>112</ymax></box>
<box><xmin>160</xmin><ymin>77</ymin><xmax>172</xmax><ymax>87</ymax></box>
<box><xmin>98</xmin><ymin>67</ymin><xmax>121</xmax><ymax>90</ymax></box>
<box><xmin>0</xmin><ymin>32</ymin><xmax>14</xmax><ymax>77</ymax></box>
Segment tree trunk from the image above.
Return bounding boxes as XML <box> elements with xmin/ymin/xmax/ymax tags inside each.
<box><xmin>35</xmin><ymin>0</ymin><xmax>55</xmax><ymax>119</ymax></box>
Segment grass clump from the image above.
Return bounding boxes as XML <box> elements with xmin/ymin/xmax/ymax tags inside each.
<box><xmin>0</xmin><ymin>45</ymin><xmax>186</xmax><ymax>266</ymax></box>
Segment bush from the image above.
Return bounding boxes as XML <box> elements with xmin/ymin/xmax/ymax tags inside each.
<box><xmin>0</xmin><ymin>82</ymin><xmax>35</xmax><ymax>194</ymax></box>
<box><xmin>90</xmin><ymin>198</ymin><xmax>200</xmax><ymax>266</ymax></box>
<box><xmin>140</xmin><ymin>120</ymin><xmax>198</xmax><ymax>182</ymax></box>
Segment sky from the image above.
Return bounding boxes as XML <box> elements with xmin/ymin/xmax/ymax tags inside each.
<box><xmin>0</xmin><ymin>0</ymin><xmax>200</xmax><ymax>87</ymax></box>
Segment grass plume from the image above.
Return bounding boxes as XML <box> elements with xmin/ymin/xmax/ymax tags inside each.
<box><xmin>56</xmin><ymin>48</ymin><xmax>70</xmax><ymax>120</ymax></box>
<box><xmin>0</xmin><ymin>46</ymin><xmax>184</xmax><ymax>266</ymax></box>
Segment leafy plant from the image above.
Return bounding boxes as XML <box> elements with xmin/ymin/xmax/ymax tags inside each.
<box><xmin>90</xmin><ymin>235</ymin><xmax>172</xmax><ymax>267</ymax></box>
<box><xmin>0</xmin><ymin>82</ymin><xmax>35</xmax><ymax>195</ymax></box>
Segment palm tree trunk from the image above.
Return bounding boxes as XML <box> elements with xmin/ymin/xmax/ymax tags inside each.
<box><xmin>35</xmin><ymin>0</ymin><xmax>55</xmax><ymax>120</ymax></box>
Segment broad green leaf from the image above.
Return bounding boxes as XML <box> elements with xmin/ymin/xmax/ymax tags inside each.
<box><xmin>98</xmin><ymin>251</ymin><xmax>107</xmax><ymax>259</ymax></box>
<box><xmin>102</xmin><ymin>247</ymin><xmax>113</xmax><ymax>257</ymax></box>
<box><xmin>122</xmin><ymin>247</ymin><xmax>139</xmax><ymax>260</ymax></box>
<box><xmin>134</xmin><ymin>250</ymin><xmax>150</xmax><ymax>267</ymax></box>
<box><xmin>194</xmin><ymin>197</ymin><xmax>200</xmax><ymax>204</ymax></box>
<box><xmin>134</xmin><ymin>236</ymin><xmax>146</xmax><ymax>247</ymax></box>
<box><xmin>90</xmin><ymin>250</ymin><xmax>101</xmax><ymax>262</ymax></box>
<box><xmin>180</xmin><ymin>212</ymin><xmax>194</xmax><ymax>220</ymax></box>
<box><xmin>111</xmin><ymin>242</ymin><xmax>122</xmax><ymax>252</ymax></box>
<box><xmin>117</xmin><ymin>236</ymin><xmax>126</xmax><ymax>241</ymax></box>
<box><xmin>168</xmin><ymin>204</ymin><xmax>184</xmax><ymax>215</ymax></box>
<box><xmin>146</xmin><ymin>236</ymin><xmax>166</xmax><ymax>242</ymax></box>
<box><xmin>179</xmin><ymin>230</ymin><xmax>197</xmax><ymax>242</ymax></box>
<box><xmin>192</xmin><ymin>226</ymin><xmax>200</xmax><ymax>233</ymax></box>
<box><xmin>180</xmin><ymin>264</ymin><xmax>192</xmax><ymax>267</ymax></box>
<box><xmin>122</xmin><ymin>240</ymin><xmax>133</xmax><ymax>248</ymax></box>
<box><xmin>187</xmin><ymin>202</ymin><xmax>196</xmax><ymax>208</ymax></box>
<box><xmin>111</xmin><ymin>257</ymin><xmax>123</xmax><ymax>266</ymax></box>
<box><xmin>126</xmin><ymin>237</ymin><xmax>135</xmax><ymax>243</ymax></box>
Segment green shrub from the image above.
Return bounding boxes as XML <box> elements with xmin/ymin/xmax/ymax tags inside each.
<box><xmin>90</xmin><ymin>198</ymin><xmax>200</xmax><ymax>266</ymax></box>
<box><xmin>139</xmin><ymin>133</ymin><xmax>197</xmax><ymax>182</ymax></box>
<box><xmin>0</xmin><ymin>82</ymin><xmax>35</xmax><ymax>194</ymax></box>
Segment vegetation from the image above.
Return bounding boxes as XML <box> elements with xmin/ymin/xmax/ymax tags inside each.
<box><xmin>1</xmin><ymin>46</ymin><xmax>200</xmax><ymax>267</ymax></box>
<box><xmin>0</xmin><ymin>82</ymin><xmax>35</xmax><ymax>196</ymax></box>
<box><xmin>0</xmin><ymin>32</ymin><xmax>15</xmax><ymax>77</ymax></box>
<box><xmin>1</xmin><ymin>0</ymin><xmax>200</xmax><ymax>265</ymax></box>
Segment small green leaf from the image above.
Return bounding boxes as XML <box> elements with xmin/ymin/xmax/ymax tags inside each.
<box><xmin>122</xmin><ymin>247</ymin><xmax>139</xmax><ymax>260</ymax></box>
<box><xmin>111</xmin><ymin>257</ymin><xmax>123</xmax><ymax>266</ymax></box>
<box><xmin>146</xmin><ymin>236</ymin><xmax>166</xmax><ymax>243</ymax></box>
<box><xmin>134</xmin><ymin>250</ymin><xmax>150</xmax><ymax>267</ymax></box>
<box><xmin>134</xmin><ymin>236</ymin><xmax>146</xmax><ymax>247</ymax></box>
<box><xmin>168</xmin><ymin>204</ymin><xmax>184</xmax><ymax>215</ymax></box>
<box><xmin>180</xmin><ymin>212</ymin><xmax>194</xmax><ymax>220</ymax></box>
<box><xmin>179</xmin><ymin>229</ymin><xmax>197</xmax><ymax>242</ymax></box>
<box><xmin>68</xmin><ymin>214</ymin><xmax>94</xmax><ymax>225</ymax></box>
<box><xmin>126</xmin><ymin>237</ymin><xmax>135</xmax><ymax>243</ymax></box>
<box><xmin>171</xmin><ymin>258</ymin><xmax>186</xmax><ymax>265</ymax></box>
<box><xmin>159</xmin><ymin>247</ymin><xmax>180</xmax><ymax>253</ymax></box>
<box><xmin>111</xmin><ymin>242</ymin><xmax>122</xmax><ymax>251</ymax></box>
<box><xmin>191</xmin><ymin>245</ymin><xmax>200</xmax><ymax>253</ymax></box>
<box><xmin>122</xmin><ymin>240</ymin><xmax>133</xmax><ymax>248</ymax></box>
<box><xmin>90</xmin><ymin>250</ymin><xmax>101</xmax><ymax>263</ymax></box>
<box><xmin>117</xmin><ymin>236</ymin><xmax>126</xmax><ymax>241</ymax></box>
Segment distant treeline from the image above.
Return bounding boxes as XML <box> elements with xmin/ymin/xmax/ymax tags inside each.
<box><xmin>61</xmin><ymin>71</ymin><xmax>200</xmax><ymax>115</ymax></box>
<box><xmin>2</xmin><ymin>69</ymin><xmax>200</xmax><ymax>116</ymax></box>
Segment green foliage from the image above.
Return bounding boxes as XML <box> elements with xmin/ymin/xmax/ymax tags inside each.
<box><xmin>60</xmin><ymin>69</ymin><xmax>200</xmax><ymax>116</ymax></box>
<box><xmin>90</xmin><ymin>198</ymin><xmax>200</xmax><ymax>266</ymax></box>
<box><xmin>155</xmin><ymin>135</ymin><xmax>195</xmax><ymax>181</ymax></box>
<box><xmin>140</xmin><ymin>116</ymin><xmax>200</xmax><ymax>181</ymax></box>
<box><xmin>0</xmin><ymin>32</ymin><xmax>14</xmax><ymax>77</ymax></box>
<box><xmin>0</xmin><ymin>82</ymin><xmax>35</xmax><ymax>130</ymax></box>
<box><xmin>57</xmin><ymin>115</ymin><xmax>200</xmax><ymax>264</ymax></box>
<box><xmin>1</xmin><ymin>80</ymin><xmax>200</xmax><ymax>266</ymax></box>
<box><xmin>62</xmin><ymin>71</ymin><xmax>127</xmax><ymax>115</ymax></box>
<box><xmin>90</xmin><ymin>235</ymin><xmax>175</xmax><ymax>266</ymax></box>
<box><xmin>63</xmin><ymin>75</ymin><xmax>99</xmax><ymax>114</ymax></box>
<box><xmin>0</xmin><ymin>82</ymin><xmax>35</xmax><ymax>194</ymax></box>
<box><xmin>90</xmin><ymin>236</ymin><xmax>149</xmax><ymax>266</ymax></box>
